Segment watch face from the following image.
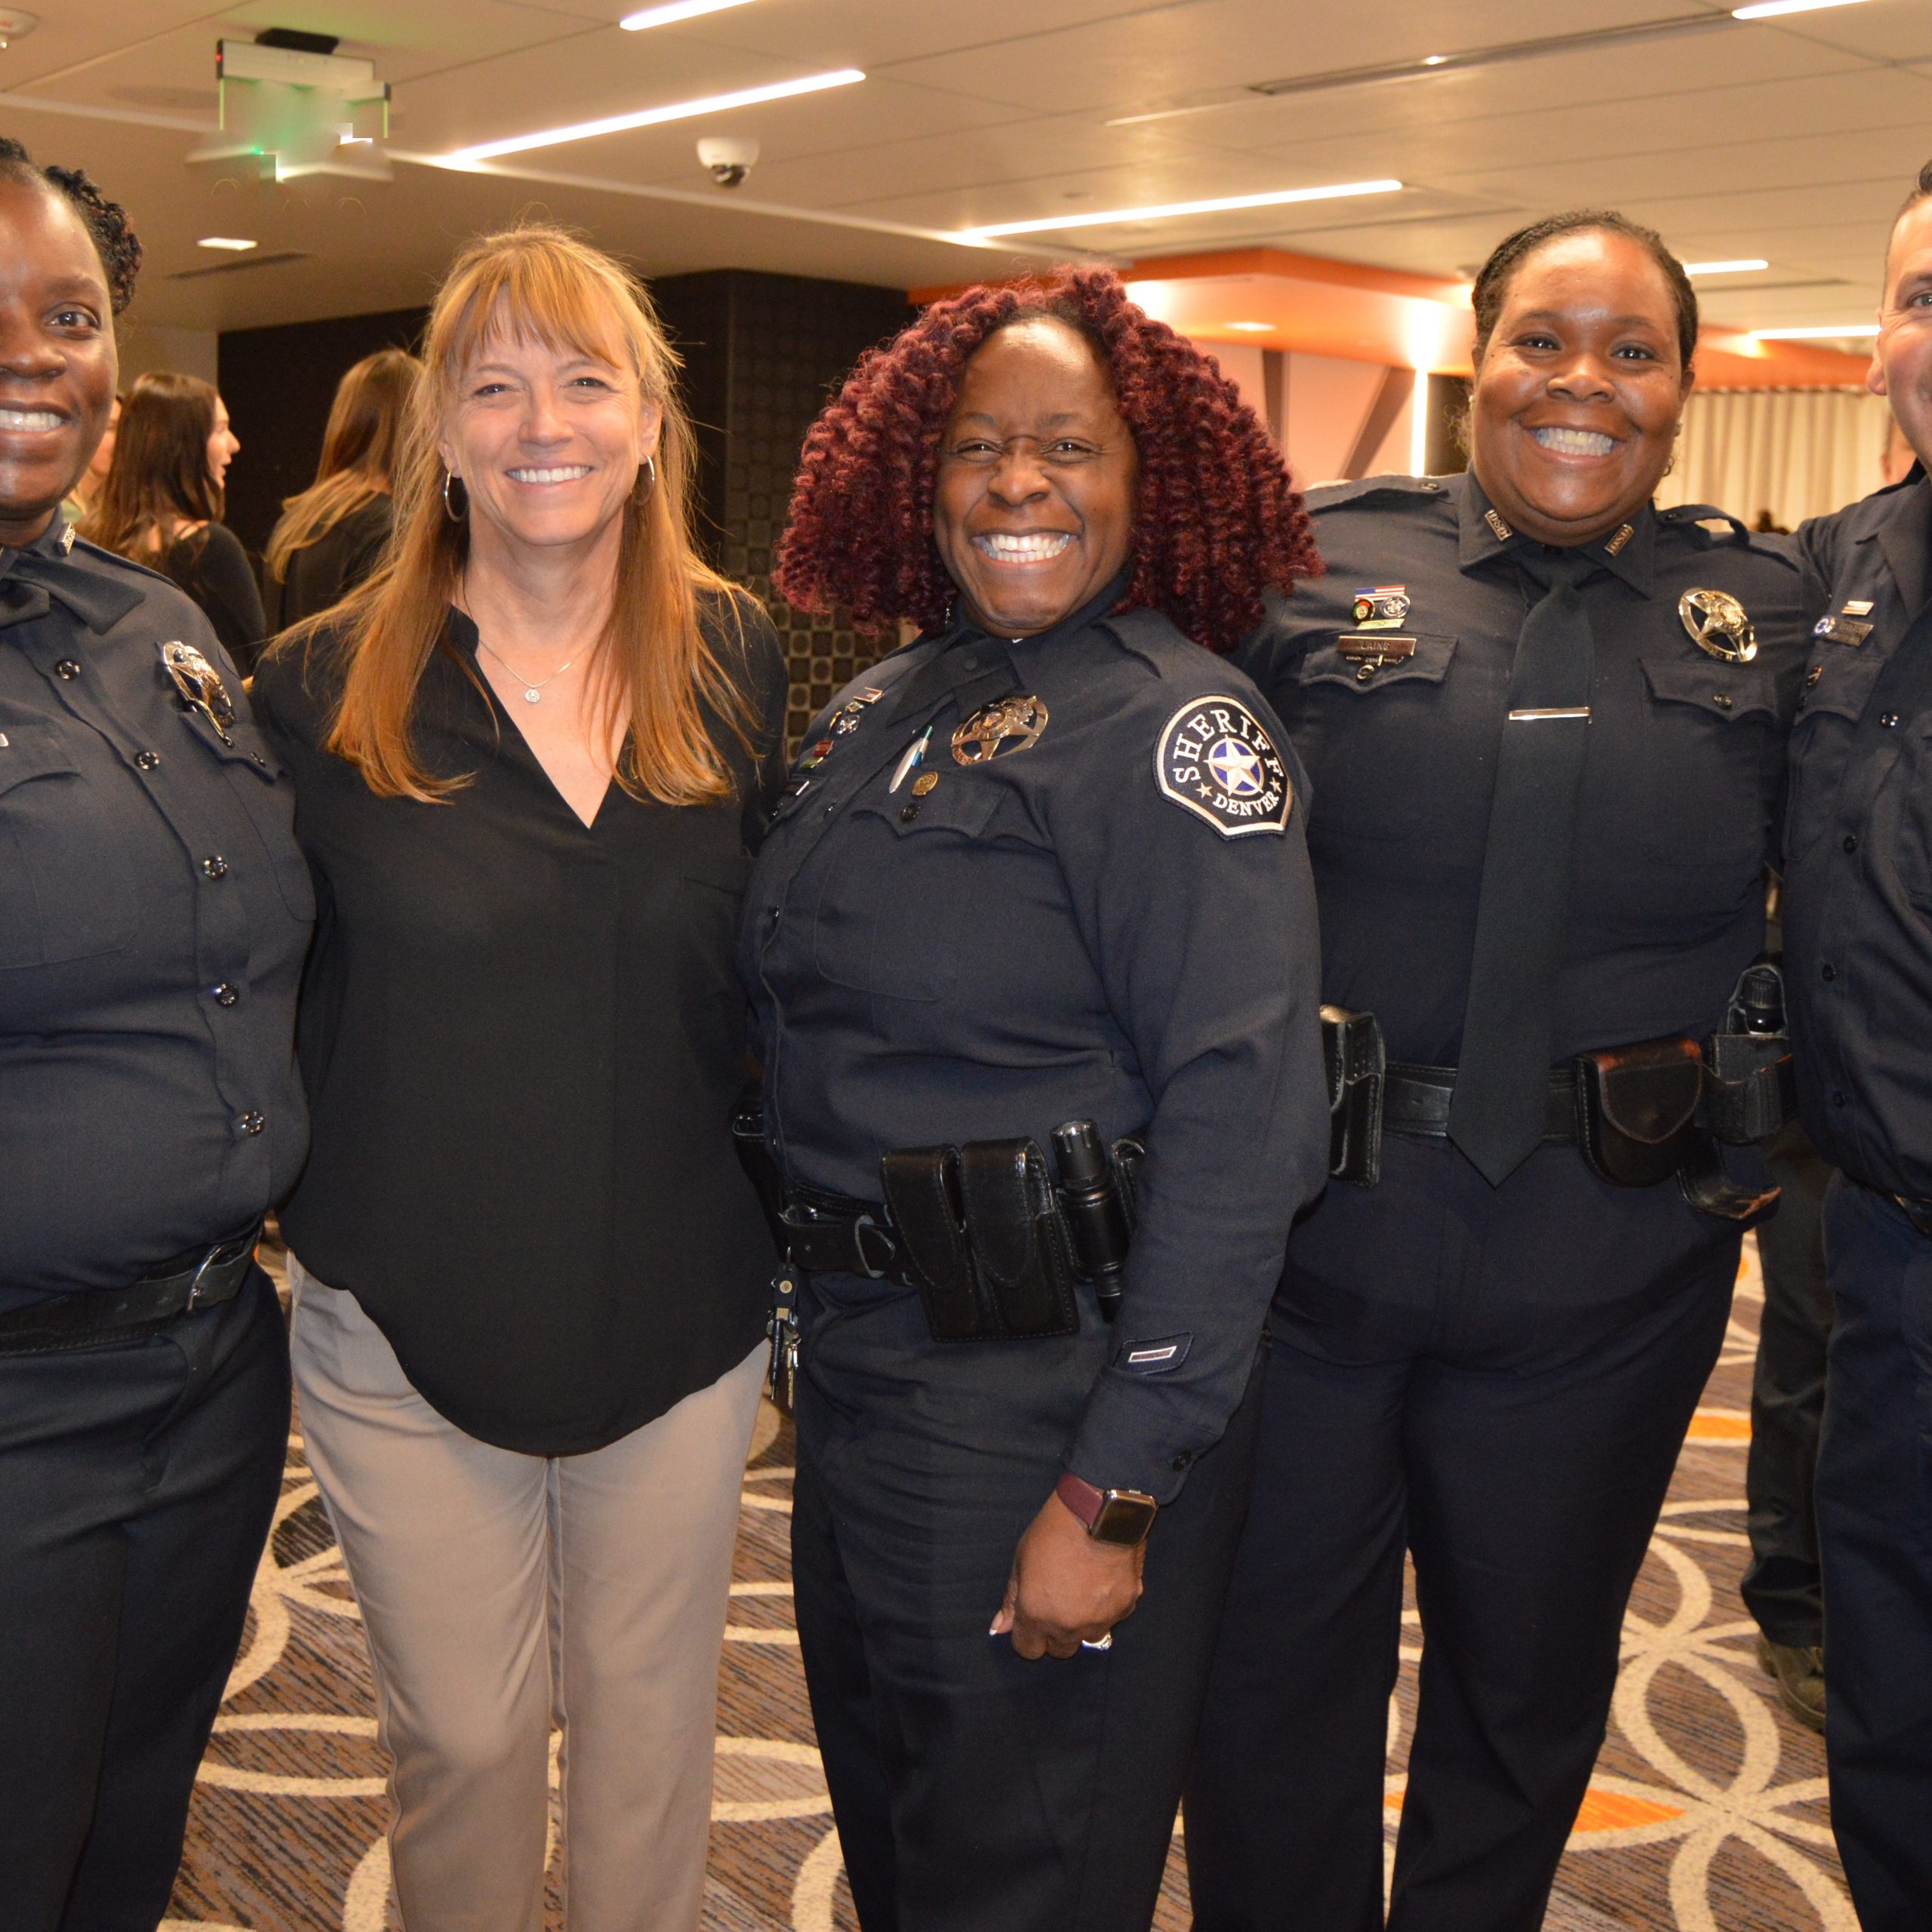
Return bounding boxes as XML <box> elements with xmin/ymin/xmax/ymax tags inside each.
<box><xmin>1091</xmin><ymin>1491</ymin><xmax>1158</xmax><ymax>1546</ymax></box>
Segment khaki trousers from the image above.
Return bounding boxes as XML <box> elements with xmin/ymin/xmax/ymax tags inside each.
<box><xmin>289</xmin><ymin>1261</ymin><xmax>764</xmax><ymax>1932</ymax></box>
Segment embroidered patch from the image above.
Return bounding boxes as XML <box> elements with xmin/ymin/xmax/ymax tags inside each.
<box><xmin>1118</xmin><ymin>1333</ymin><xmax>1192</xmax><ymax>1377</ymax></box>
<box><xmin>1155</xmin><ymin>696</ymin><xmax>1293</xmax><ymax>838</ymax></box>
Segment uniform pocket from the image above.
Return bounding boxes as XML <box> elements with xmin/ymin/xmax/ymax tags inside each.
<box><xmin>813</xmin><ymin>781</ymin><xmax>1004</xmax><ymax>1001</ymax></box>
<box><xmin>0</xmin><ymin>719</ymin><xmax>137</xmax><ymax>969</ymax></box>
<box><xmin>1786</xmin><ymin>649</ymin><xmax>1887</xmax><ymax>866</ymax></box>
<box><xmin>1631</xmin><ymin>656</ymin><xmax>1783</xmax><ymax>870</ymax></box>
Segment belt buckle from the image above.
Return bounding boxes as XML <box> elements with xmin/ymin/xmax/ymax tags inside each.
<box><xmin>183</xmin><ymin>1232</ymin><xmax>249</xmax><ymax>1311</ymax></box>
<box><xmin>849</xmin><ymin>1214</ymin><xmax>896</xmax><ymax>1281</ymax></box>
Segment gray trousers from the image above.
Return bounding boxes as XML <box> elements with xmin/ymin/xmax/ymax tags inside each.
<box><xmin>291</xmin><ymin>1261</ymin><xmax>763</xmax><ymax>1932</ymax></box>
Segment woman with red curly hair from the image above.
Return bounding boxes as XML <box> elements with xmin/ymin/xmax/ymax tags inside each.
<box><xmin>737</xmin><ymin>266</ymin><xmax>1332</xmax><ymax>1929</ymax></box>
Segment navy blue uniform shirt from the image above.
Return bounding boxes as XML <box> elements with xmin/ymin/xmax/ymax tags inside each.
<box><xmin>1238</xmin><ymin>472</ymin><xmax>1807</xmax><ymax>1066</ymax></box>
<box><xmin>0</xmin><ymin>525</ymin><xmax>309</xmax><ymax>1306</ymax></box>
<box><xmin>740</xmin><ymin>582</ymin><xmax>1331</xmax><ymax>1501</ymax></box>
<box><xmin>1783</xmin><ymin>466</ymin><xmax>1932</xmax><ymax>1197</ymax></box>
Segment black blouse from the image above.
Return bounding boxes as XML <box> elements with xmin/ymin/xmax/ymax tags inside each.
<box><xmin>165</xmin><ymin>522</ymin><xmax>267</xmax><ymax>674</ymax></box>
<box><xmin>251</xmin><ymin>596</ymin><xmax>788</xmax><ymax>1454</ymax></box>
<box><xmin>265</xmin><ymin>496</ymin><xmax>394</xmax><ymax>636</ymax></box>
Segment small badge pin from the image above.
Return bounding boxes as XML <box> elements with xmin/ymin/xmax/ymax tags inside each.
<box><xmin>1843</xmin><ymin>599</ymin><xmax>1874</xmax><ymax>616</ymax></box>
<box><xmin>1350</xmin><ymin>585</ymin><xmax>1411</xmax><ymax>629</ymax></box>
<box><xmin>1678</xmin><ymin>588</ymin><xmax>1758</xmax><ymax>663</ymax></box>
<box><xmin>911</xmin><ymin>771</ymin><xmax>940</xmax><ymax>796</ymax></box>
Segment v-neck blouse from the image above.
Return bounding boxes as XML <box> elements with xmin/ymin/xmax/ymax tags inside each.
<box><xmin>251</xmin><ymin>599</ymin><xmax>788</xmax><ymax>1454</ymax></box>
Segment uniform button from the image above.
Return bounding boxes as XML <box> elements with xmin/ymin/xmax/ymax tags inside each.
<box><xmin>1821</xmin><ymin>963</ymin><xmax>1837</xmax><ymax>982</ymax></box>
<box><xmin>900</xmin><ymin>804</ymin><xmax>920</xmax><ymax>824</ymax></box>
<box><xmin>1171</xmin><ymin>1452</ymin><xmax>1193</xmax><ymax>1472</ymax></box>
<box><xmin>212</xmin><ymin>982</ymin><xmax>239</xmax><ymax>1007</ymax></box>
<box><xmin>1712</xmin><ymin>693</ymin><xmax>1733</xmax><ymax>709</ymax></box>
<box><xmin>1881</xmin><ymin>712</ymin><xmax>1902</xmax><ymax>728</ymax></box>
<box><xmin>1844</xmin><ymin>834</ymin><xmax>1860</xmax><ymax>853</ymax></box>
<box><xmin>236</xmin><ymin>1111</ymin><xmax>266</xmax><ymax>1136</ymax></box>
<box><xmin>54</xmin><ymin>659</ymin><xmax>80</xmax><ymax>679</ymax></box>
<box><xmin>134</xmin><ymin>749</ymin><xmax>161</xmax><ymax>771</ymax></box>
<box><xmin>1832</xmin><ymin>1091</ymin><xmax>1847</xmax><ymax>1109</ymax></box>
<box><xmin>202</xmin><ymin>855</ymin><xmax>229</xmax><ymax>878</ymax></box>
<box><xmin>1805</xmin><ymin>665</ymin><xmax>1823</xmax><ymax>688</ymax></box>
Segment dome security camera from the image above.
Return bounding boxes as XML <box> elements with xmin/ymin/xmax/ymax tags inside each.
<box><xmin>697</xmin><ymin>135</ymin><xmax>759</xmax><ymax>189</ymax></box>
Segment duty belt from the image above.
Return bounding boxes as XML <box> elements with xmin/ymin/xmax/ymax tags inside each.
<box><xmin>1383</xmin><ymin>1063</ymin><xmax>1576</xmax><ymax>1143</ymax></box>
<box><xmin>0</xmin><ymin>1222</ymin><xmax>263</xmax><ymax>1355</ymax></box>
<box><xmin>780</xmin><ymin>1186</ymin><xmax>916</xmax><ymax>1286</ymax></box>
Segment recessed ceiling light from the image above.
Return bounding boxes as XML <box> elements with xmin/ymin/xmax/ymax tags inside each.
<box><xmin>1684</xmin><ymin>258</ymin><xmax>1769</xmax><ymax>275</ymax></box>
<box><xmin>1420</xmin><ymin>54</ymin><xmax>1449</xmax><ymax>65</ymax></box>
<box><xmin>1733</xmin><ymin>0</ymin><xmax>1872</xmax><ymax>18</ymax></box>
<box><xmin>196</xmin><ymin>235</ymin><xmax>258</xmax><ymax>251</ymax></box>
<box><xmin>959</xmin><ymin>178</ymin><xmax>1402</xmax><ymax>242</ymax></box>
<box><xmin>1223</xmin><ymin>321</ymin><xmax>1275</xmax><ymax>332</ymax></box>
<box><xmin>448</xmin><ymin>68</ymin><xmax>864</xmax><ymax>164</ymax></box>
<box><xmin>1749</xmin><ymin>323</ymin><xmax>1879</xmax><ymax>339</ymax></box>
<box><xmin>620</xmin><ymin>0</ymin><xmax>756</xmax><ymax>27</ymax></box>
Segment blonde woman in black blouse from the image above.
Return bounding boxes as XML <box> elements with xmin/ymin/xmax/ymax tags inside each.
<box><xmin>251</xmin><ymin>225</ymin><xmax>786</xmax><ymax>1931</ymax></box>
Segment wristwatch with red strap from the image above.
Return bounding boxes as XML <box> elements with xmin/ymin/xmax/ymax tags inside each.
<box><xmin>1055</xmin><ymin>1472</ymin><xmax>1159</xmax><ymax>1547</ymax></box>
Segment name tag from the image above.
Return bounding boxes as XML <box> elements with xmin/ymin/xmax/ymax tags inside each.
<box><xmin>1813</xmin><ymin>615</ymin><xmax>1873</xmax><ymax>647</ymax></box>
<box><xmin>1335</xmin><ymin>633</ymin><xmax>1417</xmax><ymax>663</ymax></box>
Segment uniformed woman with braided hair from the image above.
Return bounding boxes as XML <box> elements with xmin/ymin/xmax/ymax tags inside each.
<box><xmin>1186</xmin><ymin>211</ymin><xmax>1807</xmax><ymax>1932</ymax></box>
<box><xmin>0</xmin><ymin>139</ymin><xmax>307</xmax><ymax>1929</ymax></box>
<box><xmin>742</xmin><ymin>266</ymin><xmax>1331</xmax><ymax>1930</ymax></box>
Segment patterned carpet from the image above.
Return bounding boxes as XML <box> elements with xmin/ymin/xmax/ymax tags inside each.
<box><xmin>165</xmin><ymin>1241</ymin><xmax>1852</xmax><ymax>1932</ymax></box>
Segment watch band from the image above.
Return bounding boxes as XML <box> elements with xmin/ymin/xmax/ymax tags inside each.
<box><xmin>1055</xmin><ymin>1472</ymin><xmax>1159</xmax><ymax>1547</ymax></box>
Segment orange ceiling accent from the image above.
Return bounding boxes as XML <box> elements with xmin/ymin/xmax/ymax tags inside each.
<box><xmin>909</xmin><ymin>248</ymin><xmax>1873</xmax><ymax>391</ymax></box>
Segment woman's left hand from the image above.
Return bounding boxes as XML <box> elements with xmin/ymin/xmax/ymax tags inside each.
<box><xmin>990</xmin><ymin>1493</ymin><xmax>1145</xmax><ymax>1660</ymax></box>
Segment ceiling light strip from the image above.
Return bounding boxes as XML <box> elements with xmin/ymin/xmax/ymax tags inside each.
<box><xmin>1749</xmin><ymin>323</ymin><xmax>1879</xmax><ymax>339</ymax></box>
<box><xmin>1684</xmin><ymin>258</ymin><xmax>1769</xmax><ymax>275</ymax></box>
<box><xmin>960</xmin><ymin>179</ymin><xmax>1402</xmax><ymax>242</ymax></box>
<box><xmin>448</xmin><ymin>68</ymin><xmax>864</xmax><ymax>164</ymax></box>
<box><xmin>1732</xmin><ymin>0</ymin><xmax>1872</xmax><ymax>19</ymax></box>
<box><xmin>621</xmin><ymin>0</ymin><xmax>758</xmax><ymax>27</ymax></box>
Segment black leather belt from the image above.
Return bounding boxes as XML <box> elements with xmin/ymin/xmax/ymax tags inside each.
<box><xmin>780</xmin><ymin>1192</ymin><xmax>915</xmax><ymax>1287</ymax></box>
<box><xmin>0</xmin><ymin>1223</ymin><xmax>263</xmax><ymax>1355</ymax></box>
<box><xmin>1890</xmin><ymin>1194</ymin><xmax>1932</xmax><ymax>1240</ymax></box>
<box><xmin>1383</xmin><ymin>1063</ymin><xmax>1576</xmax><ymax>1142</ymax></box>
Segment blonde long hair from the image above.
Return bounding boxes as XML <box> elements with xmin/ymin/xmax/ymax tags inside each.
<box><xmin>303</xmin><ymin>223</ymin><xmax>749</xmax><ymax>805</ymax></box>
<box><xmin>265</xmin><ymin>347</ymin><xmax>419</xmax><ymax>583</ymax></box>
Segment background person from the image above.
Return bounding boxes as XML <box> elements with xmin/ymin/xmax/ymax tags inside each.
<box><xmin>1780</xmin><ymin>156</ymin><xmax>1932</xmax><ymax>1932</ymax></box>
<box><xmin>747</xmin><ymin>265</ymin><xmax>1331</xmax><ymax>1931</ymax></box>
<box><xmin>1187</xmin><ymin>210</ymin><xmax>1808</xmax><ymax>1932</ymax></box>
<box><xmin>263</xmin><ymin>346</ymin><xmax>419</xmax><ymax>633</ymax></box>
<box><xmin>0</xmin><ymin>137</ymin><xmax>306</xmax><ymax>1932</ymax></box>
<box><xmin>82</xmin><ymin>368</ymin><xmax>265</xmax><ymax>671</ymax></box>
<box><xmin>251</xmin><ymin>223</ymin><xmax>787</xmax><ymax>1932</ymax></box>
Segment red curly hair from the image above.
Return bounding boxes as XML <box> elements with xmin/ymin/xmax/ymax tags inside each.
<box><xmin>774</xmin><ymin>266</ymin><xmax>1319</xmax><ymax>654</ymax></box>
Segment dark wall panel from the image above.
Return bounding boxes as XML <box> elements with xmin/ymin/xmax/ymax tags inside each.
<box><xmin>218</xmin><ymin>308</ymin><xmax>427</xmax><ymax>556</ymax></box>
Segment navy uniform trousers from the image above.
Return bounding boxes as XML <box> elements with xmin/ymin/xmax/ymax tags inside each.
<box><xmin>792</xmin><ymin>1272</ymin><xmax>1264</xmax><ymax>1932</ymax></box>
<box><xmin>1741</xmin><ymin>1123</ymin><xmax>1834</xmax><ymax>1650</ymax></box>
<box><xmin>1814</xmin><ymin>1178</ymin><xmax>1932</xmax><ymax>1927</ymax></box>
<box><xmin>1186</xmin><ymin>1134</ymin><xmax>1738</xmax><ymax>1932</ymax></box>
<box><xmin>0</xmin><ymin>1271</ymin><xmax>289</xmax><ymax>1932</ymax></box>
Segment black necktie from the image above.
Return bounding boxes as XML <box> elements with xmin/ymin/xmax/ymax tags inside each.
<box><xmin>1447</xmin><ymin>547</ymin><xmax>1596</xmax><ymax>1186</ymax></box>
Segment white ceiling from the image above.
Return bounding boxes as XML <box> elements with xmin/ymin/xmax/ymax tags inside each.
<box><xmin>3</xmin><ymin>0</ymin><xmax>1927</xmax><ymax>338</ymax></box>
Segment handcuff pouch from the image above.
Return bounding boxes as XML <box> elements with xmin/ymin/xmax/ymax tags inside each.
<box><xmin>956</xmin><ymin>1139</ymin><xmax>1081</xmax><ymax>1338</ymax></box>
<box><xmin>880</xmin><ymin>1145</ymin><xmax>984</xmax><ymax>1340</ymax></box>
<box><xmin>1573</xmin><ymin>1036</ymin><xmax>1703</xmax><ymax>1188</ymax></box>
<box><xmin>1320</xmin><ymin>1004</ymin><xmax>1386</xmax><ymax>1188</ymax></box>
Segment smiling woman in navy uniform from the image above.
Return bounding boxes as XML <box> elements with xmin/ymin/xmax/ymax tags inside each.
<box><xmin>0</xmin><ymin>140</ymin><xmax>306</xmax><ymax>1931</ymax></box>
<box><xmin>1780</xmin><ymin>158</ymin><xmax>1932</xmax><ymax>1932</ymax></box>
<box><xmin>1185</xmin><ymin>211</ymin><xmax>1806</xmax><ymax>1932</ymax></box>
<box><xmin>744</xmin><ymin>266</ymin><xmax>1331</xmax><ymax>1932</ymax></box>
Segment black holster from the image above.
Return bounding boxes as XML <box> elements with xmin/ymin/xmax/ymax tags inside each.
<box><xmin>1700</xmin><ymin>961</ymin><xmax>1797</xmax><ymax>1146</ymax></box>
<box><xmin>1321</xmin><ymin>1004</ymin><xmax>1385</xmax><ymax>1188</ymax></box>
<box><xmin>882</xmin><ymin>1139</ymin><xmax>1081</xmax><ymax>1342</ymax></box>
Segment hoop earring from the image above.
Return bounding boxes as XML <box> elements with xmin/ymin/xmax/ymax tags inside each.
<box><xmin>442</xmin><ymin>470</ymin><xmax>468</xmax><ymax>521</ymax></box>
<box><xmin>635</xmin><ymin>454</ymin><xmax>658</xmax><ymax>500</ymax></box>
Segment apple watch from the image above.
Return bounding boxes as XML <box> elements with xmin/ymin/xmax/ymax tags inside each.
<box><xmin>1055</xmin><ymin>1471</ymin><xmax>1158</xmax><ymax>1548</ymax></box>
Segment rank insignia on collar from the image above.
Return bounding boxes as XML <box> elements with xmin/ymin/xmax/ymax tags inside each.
<box><xmin>952</xmin><ymin>694</ymin><xmax>1048</xmax><ymax>764</ymax></box>
<box><xmin>1351</xmin><ymin>585</ymin><xmax>1411</xmax><ymax>629</ymax></box>
<box><xmin>1155</xmin><ymin>696</ymin><xmax>1292</xmax><ymax>838</ymax></box>
<box><xmin>1484</xmin><ymin>507</ymin><xmax>1512</xmax><ymax>542</ymax></box>
<box><xmin>1814</xmin><ymin>614</ymin><xmax>1873</xmax><ymax>646</ymax></box>
<box><xmin>158</xmin><ymin>639</ymin><xmax>236</xmax><ymax>743</ymax></box>
<box><xmin>1678</xmin><ymin>587</ymin><xmax>1758</xmax><ymax>663</ymax></box>
<box><xmin>57</xmin><ymin>522</ymin><xmax>77</xmax><ymax>556</ymax></box>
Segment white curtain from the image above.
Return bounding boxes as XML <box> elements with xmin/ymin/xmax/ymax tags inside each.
<box><xmin>1656</xmin><ymin>386</ymin><xmax>1894</xmax><ymax>532</ymax></box>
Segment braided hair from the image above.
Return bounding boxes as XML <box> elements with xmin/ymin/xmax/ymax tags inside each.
<box><xmin>1471</xmin><ymin>210</ymin><xmax>1697</xmax><ymax>376</ymax></box>
<box><xmin>0</xmin><ymin>137</ymin><xmax>142</xmax><ymax>314</ymax></box>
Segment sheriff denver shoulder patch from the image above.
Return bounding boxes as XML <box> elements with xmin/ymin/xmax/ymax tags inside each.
<box><xmin>1154</xmin><ymin>695</ymin><xmax>1293</xmax><ymax>837</ymax></box>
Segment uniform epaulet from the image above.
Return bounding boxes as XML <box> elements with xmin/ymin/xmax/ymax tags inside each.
<box><xmin>1655</xmin><ymin>503</ymin><xmax>1793</xmax><ymax>559</ymax></box>
<box><xmin>1304</xmin><ymin>474</ymin><xmax>1450</xmax><ymax>515</ymax></box>
<box><xmin>66</xmin><ymin>534</ymin><xmax>179</xmax><ymax>589</ymax></box>
<box><xmin>1094</xmin><ymin>605</ymin><xmax>1198</xmax><ymax>672</ymax></box>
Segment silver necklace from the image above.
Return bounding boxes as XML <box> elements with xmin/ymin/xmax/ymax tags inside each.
<box><xmin>478</xmin><ymin>635</ymin><xmax>580</xmax><ymax>705</ymax></box>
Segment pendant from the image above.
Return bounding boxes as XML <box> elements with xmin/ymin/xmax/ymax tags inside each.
<box><xmin>523</xmin><ymin>688</ymin><xmax>542</xmax><ymax>703</ymax></box>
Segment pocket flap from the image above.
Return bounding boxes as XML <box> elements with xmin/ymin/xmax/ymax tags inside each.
<box><xmin>854</xmin><ymin>778</ymin><xmax>1003</xmax><ymax>840</ymax></box>
<box><xmin>0</xmin><ymin>720</ymin><xmax>79</xmax><ymax>797</ymax></box>
<box><xmin>1299</xmin><ymin>632</ymin><xmax>1457</xmax><ymax>694</ymax></box>
<box><xmin>1641</xmin><ymin>657</ymin><xmax>1778</xmax><ymax>723</ymax></box>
